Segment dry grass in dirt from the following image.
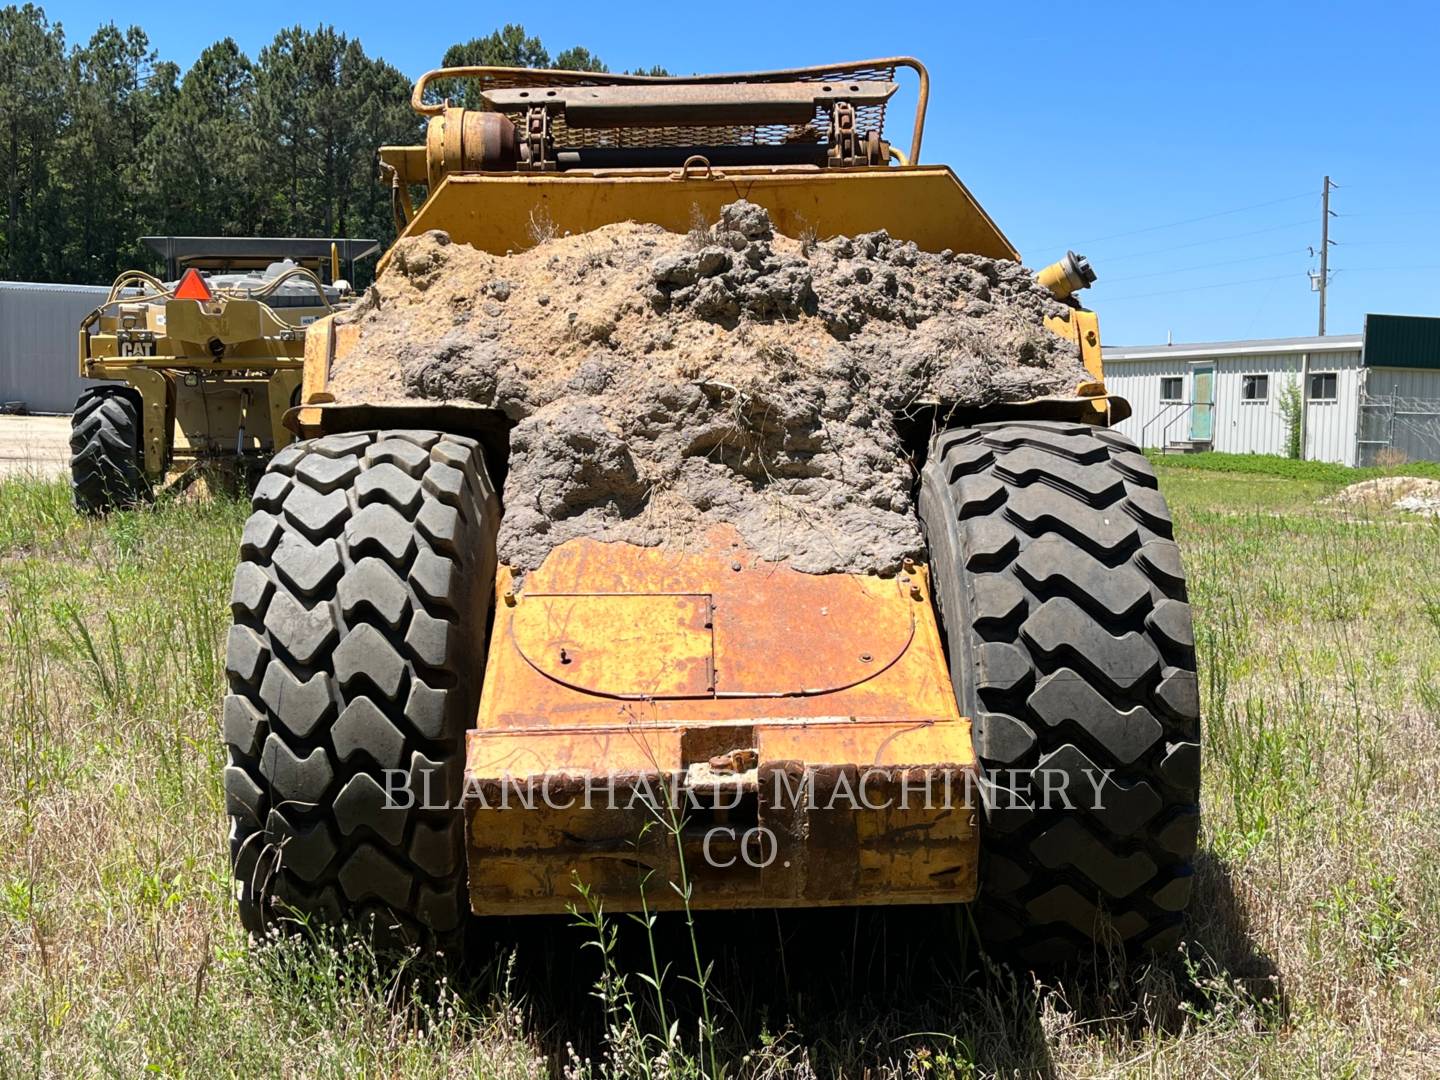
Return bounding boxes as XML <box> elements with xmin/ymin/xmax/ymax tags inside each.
<box><xmin>326</xmin><ymin>204</ymin><xmax>1083</xmax><ymax>579</ymax></box>
<box><xmin>0</xmin><ymin>456</ymin><xmax>1438</xmax><ymax>1077</ymax></box>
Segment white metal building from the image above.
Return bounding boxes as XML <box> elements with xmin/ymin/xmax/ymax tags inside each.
<box><xmin>1102</xmin><ymin>314</ymin><xmax>1440</xmax><ymax>466</ymax></box>
<box><xmin>0</xmin><ymin>281</ymin><xmax>111</xmax><ymax>413</ymax></box>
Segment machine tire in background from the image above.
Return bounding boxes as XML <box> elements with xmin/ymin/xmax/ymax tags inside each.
<box><xmin>918</xmin><ymin>421</ymin><xmax>1201</xmax><ymax>965</ymax></box>
<box><xmin>223</xmin><ymin>430</ymin><xmax>499</xmax><ymax>946</ymax></box>
<box><xmin>70</xmin><ymin>386</ymin><xmax>149</xmax><ymax>514</ymax></box>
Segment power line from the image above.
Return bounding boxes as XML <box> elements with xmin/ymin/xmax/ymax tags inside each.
<box><xmin>1329</xmin><ymin>210</ymin><xmax>1439</xmax><ymax>221</ymax></box>
<box><xmin>1242</xmin><ymin>271</ymin><xmax>1286</xmax><ymax>339</ymax></box>
<box><xmin>1101</xmin><ymin>247</ymin><xmax>1303</xmax><ymax>284</ymax></box>
<box><xmin>1032</xmin><ymin>191</ymin><xmax>1314</xmax><ymax>250</ymax></box>
<box><xmin>1331</xmin><ymin>265</ymin><xmax>1440</xmax><ymax>274</ymax></box>
<box><xmin>1331</xmin><ymin>239</ymin><xmax>1417</xmax><ymax>247</ymax></box>
<box><xmin>1101</xmin><ymin>262</ymin><xmax>1440</xmax><ymax>303</ymax></box>
<box><xmin>1099</xmin><ymin>218</ymin><xmax>1315</xmax><ymax>263</ymax></box>
<box><xmin>1100</xmin><ymin>271</ymin><xmax>1299</xmax><ymax>303</ymax></box>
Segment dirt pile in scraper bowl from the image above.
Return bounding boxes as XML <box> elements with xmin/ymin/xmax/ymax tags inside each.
<box><xmin>326</xmin><ymin>200</ymin><xmax>1088</xmax><ymax>576</ymax></box>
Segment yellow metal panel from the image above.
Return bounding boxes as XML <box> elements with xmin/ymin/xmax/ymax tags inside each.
<box><xmin>464</xmin><ymin>532</ymin><xmax>977</xmax><ymax>915</ymax></box>
<box><xmin>465</xmin><ymin>740</ymin><xmax>978</xmax><ymax>915</ymax></box>
<box><xmin>122</xmin><ymin>367</ymin><xmax>170</xmax><ymax>477</ymax></box>
<box><xmin>390</xmin><ymin>167</ymin><xmax>1017</xmax><ymax>264</ymax></box>
<box><xmin>468</xmin><ymin>727</ymin><xmax>683</xmax><ymax>781</ymax></box>
<box><xmin>301</xmin><ymin>315</ymin><xmax>337</xmax><ymax>404</ymax></box>
<box><xmin>511</xmin><ymin>592</ymin><xmax>715</xmax><ymax>697</ymax></box>
<box><xmin>163</xmin><ymin>297</ymin><xmax>293</xmax><ymax>346</ymax></box>
<box><xmin>759</xmin><ymin>717</ymin><xmax>969</xmax><ymax>770</ymax></box>
<box><xmin>711</xmin><ymin>566</ymin><xmax>914</xmax><ymax>695</ymax></box>
<box><xmin>1044</xmin><ymin>308</ymin><xmax>1104</xmax><ymax>381</ymax></box>
<box><xmin>379</xmin><ymin>145</ymin><xmax>427</xmax><ymax>186</ymax></box>
<box><xmin>475</xmin><ymin>537</ymin><xmax>962</xmax><ymax>731</ymax></box>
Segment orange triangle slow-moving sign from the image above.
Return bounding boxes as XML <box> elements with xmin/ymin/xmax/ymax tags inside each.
<box><xmin>174</xmin><ymin>267</ymin><xmax>214</xmax><ymax>302</ymax></box>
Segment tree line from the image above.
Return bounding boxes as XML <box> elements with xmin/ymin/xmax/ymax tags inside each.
<box><xmin>0</xmin><ymin>8</ymin><xmax>654</xmax><ymax>284</ymax></box>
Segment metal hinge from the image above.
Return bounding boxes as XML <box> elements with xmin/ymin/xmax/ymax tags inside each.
<box><xmin>826</xmin><ymin>100</ymin><xmax>890</xmax><ymax>167</ymax></box>
<box><xmin>827</xmin><ymin>101</ymin><xmax>859</xmax><ymax>166</ymax></box>
<box><xmin>519</xmin><ymin>106</ymin><xmax>555</xmax><ymax>172</ymax></box>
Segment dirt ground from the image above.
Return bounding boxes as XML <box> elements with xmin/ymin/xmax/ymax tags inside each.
<box><xmin>0</xmin><ymin>414</ymin><xmax>69</xmax><ymax>478</ymax></box>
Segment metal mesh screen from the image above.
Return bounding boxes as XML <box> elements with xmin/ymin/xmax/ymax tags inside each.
<box><xmin>434</xmin><ymin>63</ymin><xmax>896</xmax><ymax>151</ymax></box>
<box><xmin>1356</xmin><ymin>392</ymin><xmax>1440</xmax><ymax>465</ymax></box>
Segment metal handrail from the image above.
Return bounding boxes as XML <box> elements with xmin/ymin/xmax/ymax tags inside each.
<box><xmin>1163</xmin><ymin>403</ymin><xmax>1203</xmax><ymax>447</ymax></box>
<box><xmin>1139</xmin><ymin>399</ymin><xmax>1218</xmax><ymax>449</ymax></box>
<box><xmin>1140</xmin><ymin>401</ymin><xmax>1192</xmax><ymax>449</ymax></box>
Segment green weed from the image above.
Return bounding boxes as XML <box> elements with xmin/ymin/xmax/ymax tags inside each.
<box><xmin>0</xmin><ymin>462</ymin><xmax>1437</xmax><ymax>1078</ymax></box>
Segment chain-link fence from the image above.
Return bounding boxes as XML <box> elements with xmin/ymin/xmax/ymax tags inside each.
<box><xmin>1356</xmin><ymin>392</ymin><xmax>1440</xmax><ymax>466</ymax></box>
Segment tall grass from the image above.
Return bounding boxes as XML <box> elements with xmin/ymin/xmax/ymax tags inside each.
<box><xmin>0</xmin><ymin>465</ymin><xmax>1437</xmax><ymax>1077</ymax></box>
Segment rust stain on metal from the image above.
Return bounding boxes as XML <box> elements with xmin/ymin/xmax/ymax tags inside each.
<box><xmin>511</xmin><ymin>592</ymin><xmax>714</xmax><ymax>697</ymax></box>
<box><xmin>465</xmin><ymin>527</ymin><xmax>978</xmax><ymax>915</ymax></box>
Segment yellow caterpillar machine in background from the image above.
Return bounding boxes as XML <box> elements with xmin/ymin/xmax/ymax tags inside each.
<box><xmin>220</xmin><ymin>60</ymin><xmax>1200</xmax><ymax>967</ymax></box>
<box><xmin>71</xmin><ymin>236</ymin><xmax>377</xmax><ymax>512</ymax></box>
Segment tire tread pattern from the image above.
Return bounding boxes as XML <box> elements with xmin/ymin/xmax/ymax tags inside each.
<box><xmin>69</xmin><ymin>386</ymin><xmax>149</xmax><ymax>514</ymax></box>
<box><xmin>222</xmin><ymin>430</ymin><xmax>498</xmax><ymax>945</ymax></box>
<box><xmin>918</xmin><ymin>421</ymin><xmax>1201</xmax><ymax>963</ymax></box>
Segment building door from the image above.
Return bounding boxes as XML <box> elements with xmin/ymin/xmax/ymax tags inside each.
<box><xmin>1190</xmin><ymin>366</ymin><xmax>1214</xmax><ymax>441</ymax></box>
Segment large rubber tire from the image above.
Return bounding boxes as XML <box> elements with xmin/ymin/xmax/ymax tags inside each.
<box><xmin>222</xmin><ymin>430</ymin><xmax>499</xmax><ymax>946</ymax></box>
<box><xmin>918</xmin><ymin>421</ymin><xmax>1201</xmax><ymax>965</ymax></box>
<box><xmin>70</xmin><ymin>386</ymin><xmax>149</xmax><ymax>514</ymax></box>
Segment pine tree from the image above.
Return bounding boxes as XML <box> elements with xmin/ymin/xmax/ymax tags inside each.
<box><xmin>141</xmin><ymin>38</ymin><xmax>262</xmax><ymax>236</ymax></box>
<box><xmin>253</xmin><ymin>26</ymin><xmax>416</xmax><ymax>249</ymax></box>
<box><xmin>58</xmin><ymin>23</ymin><xmax>168</xmax><ymax>281</ymax></box>
<box><xmin>0</xmin><ymin>11</ymin><xmax>639</xmax><ymax>284</ymax></box>
<box><xmin>0</xmin><ymin>4</ymin><xmax>66</xmax><ymax>279</ymax></box>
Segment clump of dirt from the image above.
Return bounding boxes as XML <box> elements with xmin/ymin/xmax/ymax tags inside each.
<box><xmin>328</xmin><ymin>201</ymin><xmax>1087</xmax><ymax>575</ymax></box>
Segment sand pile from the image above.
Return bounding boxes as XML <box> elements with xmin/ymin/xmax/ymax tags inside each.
<box><xmin>1330</xmin><ymin>476</ymin><xmax>1440</xmax><ymax>517</ymax></box>
<box><xmin>328</xmin><ymin>201</ymin><xmax>1088</xmax><ymax>575</ymax></box>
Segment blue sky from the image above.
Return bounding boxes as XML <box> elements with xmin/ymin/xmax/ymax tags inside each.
<box><xmin>40</xmin><ymin>0</ymin><xmax>1440</xmax><ymax>344</ymax></box>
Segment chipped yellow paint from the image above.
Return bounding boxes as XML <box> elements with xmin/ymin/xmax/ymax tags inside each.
<box><xmin>464</xmin><ymin>532</ymin><xmax>979</xmax><ymax>915</ymax></box>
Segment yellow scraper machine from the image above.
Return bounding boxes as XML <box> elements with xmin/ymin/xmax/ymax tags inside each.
<box><xmin>222</xmin><ymin>58</ymin><xmax>1200</xmax><ymax>966</ymax></box>
<box><xmin>70</xmin><ymin>236</ymin><xmax>378</xmax><ymax>512</ymax></box>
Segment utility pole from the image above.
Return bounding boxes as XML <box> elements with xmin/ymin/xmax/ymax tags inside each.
<box><xmin>1318</xmin><ymin>175</ymin><xmax>1333</xmax><ymax>335</ymax></box>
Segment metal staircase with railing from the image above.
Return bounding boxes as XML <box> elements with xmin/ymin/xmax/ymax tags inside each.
<box><xmin>1139</xmin><ymin>401</ymin><xmax>1212</xmax><ymax>453</ymax></box>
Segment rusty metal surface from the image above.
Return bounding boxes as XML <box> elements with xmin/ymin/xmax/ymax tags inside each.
<box><xmin>512</xmin><ymin>592</ymin><xmax>716</xmax><ymax>697</ymax></box>
<box><xmin>483</xmin><ymin>533</ymin><xmax>948</xmax><ymax>726</ymax></box>
<box><xmin>465</xmin><ymin>530</ymin><xmax>978</xmax><ymax>915</ymax></box>
<box><xmin>467</xmin><ymin>761</ymin><xmax>978</xmax><ymax>914</ymax></box>
<box><xmin>482</xmin><ymin>81</ymin><xmax>898</xmax><ymax>128</ymax></box>
<box><xmin>411</xmin><ymin>57</ymin><xmax>930</xmax><ymax>166</ymax></box>
<box><xmin>507</xmin><ymin>561</ymin><xmax>915</xmax><ymax>702</ymax></box>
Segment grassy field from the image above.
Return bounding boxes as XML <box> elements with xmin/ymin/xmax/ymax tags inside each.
<box><xmin>1</xmin><ymin>455</ymin><xmax>1438</xmax><ymax>1077</ymax></box>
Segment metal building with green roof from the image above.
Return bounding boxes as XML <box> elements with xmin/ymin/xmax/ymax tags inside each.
<box><xmin>1101</xmin><ymin>314</ymin><xmax>1440</xmax><ymax>465</ymax></box>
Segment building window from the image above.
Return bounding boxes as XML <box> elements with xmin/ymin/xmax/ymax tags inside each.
<box><xmin>1242</xmin><ymin>374</ymin><xmax>1269</xmax><ymax>402</ymax></box>
<box><xmin>1309</xmin><ymin>371</ymin><xmax>1337</xmax><ymax>400</ymax></box>
<box><xmin>1160</xmin><ymin>376</ymin><xmax>1183</xmax><ymax>402</ymax></box>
